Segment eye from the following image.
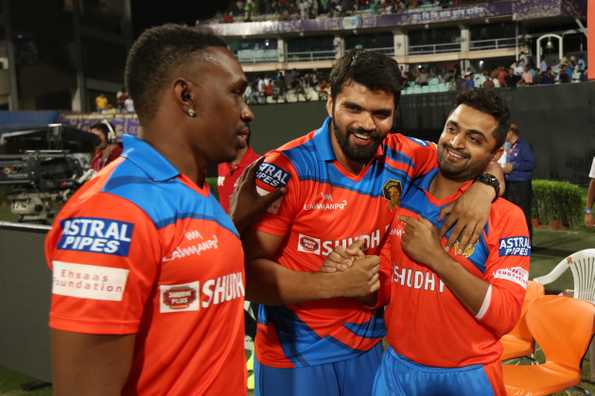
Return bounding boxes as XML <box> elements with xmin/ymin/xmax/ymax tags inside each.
<box><xmin>469</xmin><ymin>135</ymin><xmax>481</xmax><ymax>144</ymax></box>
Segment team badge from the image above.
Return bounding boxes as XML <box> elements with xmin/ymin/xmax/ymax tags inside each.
<box><xmin>382</xmin><ymin>179</ymin><xmax>402</xmax><ymax>210</ymax></box>
<box><xmin>452</xmin><ymin>240</ymin><xmax>476</xmax><ymax>258</ymax></box>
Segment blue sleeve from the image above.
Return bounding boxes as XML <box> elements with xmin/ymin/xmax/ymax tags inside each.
<box><xmin>511</xmin><ymin>141</ymin><xmax>535</xmax><ymax>173</ymax></box>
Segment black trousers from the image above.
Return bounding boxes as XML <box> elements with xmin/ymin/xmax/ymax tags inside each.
<box><xmin>504</xmin><ymin>180</ymin><xmax>533</xmax><ymax>239</ymax></box>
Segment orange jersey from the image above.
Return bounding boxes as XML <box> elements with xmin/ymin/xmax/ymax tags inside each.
<box><xmin>382</xmin><ymin>168</ymin><xmax>530</xmax><ymax>370</ymax></box>
<box><xmin>46</xmin><ymin>135</ymin><xmax>246</xmax><ymax>395</ymax></box>
<box><xmin>253</xmin><ymin>118</ymin><xmax>437</xmax><ymax>368</ymax></box>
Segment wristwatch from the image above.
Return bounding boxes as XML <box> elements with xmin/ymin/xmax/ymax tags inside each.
<box><xmin>476</xmin><ymin>173</ymin><xmax>500</xmax><ymax>202</ymax></box>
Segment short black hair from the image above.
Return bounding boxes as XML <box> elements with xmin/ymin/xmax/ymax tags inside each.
<box><xmin>454</xmin><ymin>89</ymin><xmax>511</xmax><ymax>149</ymax></box>
<box><xmin>329</xmin><ymin>50</ymin><xmax>402</xmax><ymax>106</ymax></box>
<box><xmin>125</xmin><ymin>24</ymin><xmax>227</xmax><ymax>122</ymax></box>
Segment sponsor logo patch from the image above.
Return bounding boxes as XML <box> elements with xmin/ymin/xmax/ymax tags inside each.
<box><xmin>498</xmin><ymin>236</ymin><xmax>531</xmax><ymax>257</ymax></box>
<box><xmin>297</xmin><ymin>233</ymin><xmax>321</xmax><ymax>255</ymax></box>
<box><xmin>256</xmin><ymin>162</ymin><xmax>290</xmax><ymax>189</ymax></box>
<box><xmin>382</xmin><ymin>179</ymin><xmax>402</xmax><ymax>210</ymax></box>
<box><xmin>493</xmin><ymin>266</ymin><xmax>529</xmax><ymax>289</ymax></box>
<box><xmin>52</xmin><ymin>261</ymin><xmax>128</xmax><ymax>301</ymax></box>
<box><xmin>58</xmin><ymin>217</ymin><xmax>134</xmax><ymax>256</ymax></box>
<box><xmin>160</xmin><ymin>282</ymin><xmax>200</xmax><ymax>313</ymax></box>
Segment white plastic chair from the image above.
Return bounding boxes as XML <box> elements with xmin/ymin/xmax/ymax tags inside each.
<box><xmin>533</xmin><ymin>248</ymin><xmax>595</xmax><ymax>382</ymax></box>
<box><xmin>533</xmin><ymin>248</ymin><xmax>595</xmax><ymax>304</ymax></box>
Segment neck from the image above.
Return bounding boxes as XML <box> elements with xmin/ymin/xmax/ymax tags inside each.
<box><xmin>141</xmin><ymin>120</ymin><xmax>208</xmax><ymax>186</ymax></box>
<box><xmin>232</xmin><ymin>146</ymin><xmax>249</xmax><ymax>165</ymax></box>
<box><xmin>509</xmin><ymin>135</ymin><xmax>519</xmax><ymax>144</ymax></box>
<box><xmin>429</xmin><ymin>172</ymin><xmax>465</xmax><ymax>200</ymax></box>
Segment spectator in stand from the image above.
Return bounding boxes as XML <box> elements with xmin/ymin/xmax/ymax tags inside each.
<box><xmin>124</xmin><ymin>96</ymin><xmax>135</xmax><ymax>113</ymax></box>
<box><xmin>585</xmin><ymin>156</ymin><xmax>595</xmax><ymax>228</ymax></box>
<box><xmin>519</xmin><ymin>65</ymin><xmax>533</xmax><ymax>86</ymax></box>
<box><xmin>88</xmin><ymin>121</ymin><xmax>123</xmax><ymax>171</ymax></box>
<box><xmin>95</xmin><ymin>93</ymin><xmax>109</xmax><ymax>112</ymax></box>
<box><xmin>415</xmin><ymin>66</ymin><xmax>429</xmax><ymax>86</ymax></box>
<box><xmin>502</xmin><ymin>122</ymin><xmax>535</xmax><ymax>239</ymax></box>
<box><xmin>116</xmin><ymin>89</ymin><xmax>127</xmax><ymax>111</ymax></box>
<box><xmin>538</xmin><ymin>66</ymin><xmax>555</xmax><ymax>84</ymax></box>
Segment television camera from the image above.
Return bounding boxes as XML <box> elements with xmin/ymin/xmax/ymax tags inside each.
<box><xmin>0</xmin><ymin>124</ymin><xmax>99</xmax><ymax>223</ymax></box>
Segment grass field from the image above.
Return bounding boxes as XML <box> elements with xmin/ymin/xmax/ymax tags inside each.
<box><xmin>0</xmin><ymin>225</ymin><xmax>593</xmax><ymax>395</ymax></box>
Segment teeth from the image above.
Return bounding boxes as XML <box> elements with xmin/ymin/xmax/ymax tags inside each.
<box><xmin>353</xmin><ymin>133</ymin><xmax>370</xmax><ymax>140</ymax></box>
<box><xmin>448</xmin><ymin>149</ymin><xmax>464</xmax><ymax>159</ymax></box>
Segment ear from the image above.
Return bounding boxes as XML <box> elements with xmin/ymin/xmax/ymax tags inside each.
<box><xmin>173</xmin><ymin>78</ymin><xmax>195</xmax><ymax>108</ymax></box>
<box><xmin>326</xmin><ymin>95</ymin><xmax>334</xmax><ymax>118</ymax></box>
<box><xmin>492</xmin><ymin>147</ymin><xmax>504</xmax><ymax>162</ymax></box>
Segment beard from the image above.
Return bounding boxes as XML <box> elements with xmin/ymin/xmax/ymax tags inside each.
<box><xmin>438</xmin><ymin>143</ymin><xmax>493</xmax><ymax>181</ymax></box>
<box><xmin>332</xmin><ymin>118</ymin><xmax>383</xmax><ymax>164</ymax></box>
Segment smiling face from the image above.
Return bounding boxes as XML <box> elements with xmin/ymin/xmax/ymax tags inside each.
<box><xmin>437</xmin><ymin>104</ymin><xmax>503</xmax><ymax>181</ymax></box>
<box><xmin>185</xmin><ymin>47</ymin><xmax>254</xmax><ymax>163</ymax></box>
<box><xmin>326</xmin><ymin>80</ymin><xmax>394</xmax><ymax>170</ymax></box>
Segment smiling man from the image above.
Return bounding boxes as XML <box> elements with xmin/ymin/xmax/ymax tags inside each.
<box><xmin>239</xmin><ymin>51</ymin><xmax>504</xmax><ymax>396</ymax></box>
<box><xmin>374</xmin><ymin>89</ymin><xmax>530</xmax><ymax>396</ymax></box>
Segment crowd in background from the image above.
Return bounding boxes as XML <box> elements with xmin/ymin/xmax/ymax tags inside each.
<box><xmin>243</xmin><ymin>52</ymin><xmax>588</xmax><ymax>103</ymax></box>
<box><xmin>219</xmin><ymin>0</ymin><xmax>473</xmax><ymax>23</ymax></box>
<box><xmin>244</xmin><ymin>69</ymin><xmax>331</xmax><ymax>104</ymax></box>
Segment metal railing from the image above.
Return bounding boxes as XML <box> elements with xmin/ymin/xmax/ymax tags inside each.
<box><xmin>408</xmin><ymin>42</ymin><xmax>461</xmax><ymax>55</ymax></box>
<box><xmin>470</xmin><ymin>37</ymin><xmax>516</xmax><ymax>51</ymax></box>
<box><xmin>365</xmin><ymin>46</ymin><xmax>395</xmax><ymax>57</ymax></box>
<box><xmin>236</xmin><ymin>49</ymin><xmax>279</xmax><ymax>64</ymax></box>
<box><xmin>286</xmin><ymin>50</ymin><xmax>336</xmax><ymax>62</ymax></box>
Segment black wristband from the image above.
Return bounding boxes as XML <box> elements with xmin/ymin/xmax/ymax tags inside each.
<box><xmin>476</xmin><ymin>173</ymin><xmax>500</xmax><ymax>202</ymax></box>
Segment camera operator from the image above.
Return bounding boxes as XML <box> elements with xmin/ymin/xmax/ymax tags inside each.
<box><xmin>88</xmin><ymin>121</ymin><xmax>123</xmax><ymax>171</ymax></box>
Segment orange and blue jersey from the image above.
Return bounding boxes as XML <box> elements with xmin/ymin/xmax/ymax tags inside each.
<box><xmin>45</xmin><ymin>135</ymin><xmax>246</xmax><ymax>396</ymax></box>
<box><xmin>253</xmin><ymin>117</ymin><xmax>437</xmax><ymax>368</ymax></box>
<box><xmin>377</xmin><ymin>168</ymin><xmax>530</xmax><ymax>396</ymax></box>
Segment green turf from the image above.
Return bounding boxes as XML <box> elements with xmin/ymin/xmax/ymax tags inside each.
<box><xmin>0</xmin><ymin>226</ymin><xmax>593</xmax><ymax>395</ymax></box>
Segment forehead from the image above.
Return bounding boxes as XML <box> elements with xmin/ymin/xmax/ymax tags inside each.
<box><xmin>335</xmin><ymin>81</ymin><xmax>394</xmax><ymax>108</ymax></box>
<box><xmin>446</xmin><ymin>104</ymin><xmax>498</xmax><ymax>138</ymax></box>
<box><xmin>188</xmin><ymin>47</ymin><xmax>245</xmax><ymax>84</ymax></box>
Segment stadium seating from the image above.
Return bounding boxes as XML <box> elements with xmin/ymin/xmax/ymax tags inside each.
<box><xmin>503</xmin><ymin>295</ymin><xmax>595</xmax><ymax>396</ymax></box>
<box><xmin>500</xmin><ymin>281</ymin><xmax>544</xmax><ymax>362</ymax></box>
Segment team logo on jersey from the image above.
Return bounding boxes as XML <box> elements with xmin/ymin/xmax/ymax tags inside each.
<box><xmin>58</xmin><ymin>217</ymin><xmax>134</xmax><ymax>256</ymax></box>
<box><xmin>452</xmin><ymin>240</ymin><xmax>476</xmax><ymax>258</ymax></box>
<box><xmin>161</xmin><ymin>283</ymin><xmax>199</xmax><ymax>312</ymax></box>
<box><xmin>498</xmin><ymin>236</ymin><xmax>531</xmax><ymax>257</ymax></box>
<box><xmin>382</xmin><ymin>179</ymin><xmax>402</xmax><ymax>210</ymax></box>
<box><xmin>297</xmin><ymin>234</ymin><xmax>321</xmax><ymax>255</ymax></box>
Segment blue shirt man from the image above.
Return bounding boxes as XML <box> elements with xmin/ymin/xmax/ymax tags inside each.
<box><xmin>503</xmin><ymin>123</ymin><xmax>535</xmax><ymax>238</ymax></box>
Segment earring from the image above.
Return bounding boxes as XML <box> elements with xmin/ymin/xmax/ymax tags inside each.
<box><xmin>187</xmin><ymin>108</ymin><xmax>196</xmax><ymax>118</ymax></box>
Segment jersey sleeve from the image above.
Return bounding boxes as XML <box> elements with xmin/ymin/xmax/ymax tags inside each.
<box><xmin>475</xmin><ymin>203</ymin><xmax>530</xmax><ymax>337</ymax></box>
<box><xmin>253</xmin><ymin>150</ymin><xmax>301</xmax><ymax>237</ymax></box>
<box><xmin>45</xmin><ymin>192</ymin><xmax>162</xmax><ymax>335</ymax></box>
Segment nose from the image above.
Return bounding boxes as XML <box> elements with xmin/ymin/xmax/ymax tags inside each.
<box><xmin>450</xmin><ymin>132</ymin><xmax>465</xmax><ymax>149</ymax></box>
<box><xmin>241</xmin><ymin>101</ymin><xmax>254</xmax><ymax>123</ymax></box>
<box><xmin>357</xmin><ymin>112</ymin><xmax>375</xmax><ymax>132</ymax></box>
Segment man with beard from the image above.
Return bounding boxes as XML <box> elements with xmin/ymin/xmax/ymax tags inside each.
<box><xmin>373</xmin><ymin>89</ymin><xmax>529</xmax><ymax>396</ymax></box>
<box><xmin>240</xmin><ymin>51</ymin><xmax>503</xmax><ymax>396</ymax></box>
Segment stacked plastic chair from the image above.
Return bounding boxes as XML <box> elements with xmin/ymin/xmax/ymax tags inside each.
<box><xmin>500</xmin><ymin>281</ymin><xmax>545</xmax><ymax>361</ymax></box>
<box><xmin>503</xmin><ymin>295</ymin><xmax>595</xmax><ymax>395</ymax></box>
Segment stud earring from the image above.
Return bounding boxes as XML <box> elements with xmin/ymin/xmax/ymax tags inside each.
<box><xmin>187</xmin><ymin>108</ymin><xmax>196</xmax><ymax>118</ymax></box>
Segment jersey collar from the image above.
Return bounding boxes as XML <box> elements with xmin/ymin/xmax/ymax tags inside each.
<box><xmin>121</xmin><ymin>134</ymin><xmax>179</xmax><ymax>182</ymax></box>
<box><xmin>313</xmin><ymin>117</ymin><xmax>385</xmax><ymax>162</ymax></box>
